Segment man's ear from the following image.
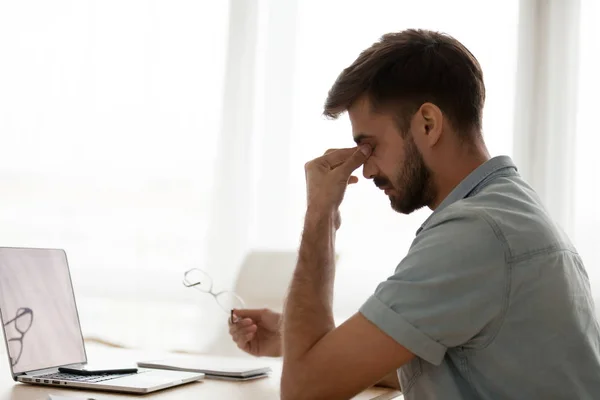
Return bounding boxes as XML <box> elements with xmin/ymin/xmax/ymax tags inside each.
<box><xmin>417</xmin><ymin>103</ymin><xmax>443</xmax><ymax>147</ymax></box>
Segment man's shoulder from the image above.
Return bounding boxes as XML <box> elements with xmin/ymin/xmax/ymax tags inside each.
<box><xmin>423</xmin><ymin>176</ymin><xmax>576</xmax><ymax>260</ymax></box>
<box><xmin>406</xmin><ymin>204</ymin><xmax>506</xmax><ymax>277</ymax></box>
<box><xmin>426</xmin><ymin>173</ymin><xmax>542</xmax><ymax>234</ymax></box>
<box><xmin>419</xmin><ymin>199</ymin><xmax>497</xmax><ymax>241</ymax></box>
<box><xmin>414</xmin><ymin>178</ymin><xmax>526</xmax><ymax>262</ymax></box>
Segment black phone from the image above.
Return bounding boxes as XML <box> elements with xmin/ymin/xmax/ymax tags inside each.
<box><xmin>58</xmin><ymin>366</ymin><xmax>138</xmax><ymax>376</ymax></box>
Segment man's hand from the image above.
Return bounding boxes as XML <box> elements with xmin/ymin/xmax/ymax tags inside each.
<box><xmin>229</xmin><ymin>308</ymin><xmax>282</xmax><ymax>357</ymax></box>
<box><xmin>304</xmin><ymin>146</ymin><xmax>371</xmax><ymax>224</ymax></box>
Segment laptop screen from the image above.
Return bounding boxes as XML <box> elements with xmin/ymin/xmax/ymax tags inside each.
<box><xmin>0</xmin><ymin>248</ymin><xmax>86</xmax><ymax>374</ymax></box>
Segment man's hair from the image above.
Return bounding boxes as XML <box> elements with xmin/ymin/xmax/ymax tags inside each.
<box><xmin>324</xmin><ymin>29</ymin><xmax>485</xmax><ymax>139</ymax></box>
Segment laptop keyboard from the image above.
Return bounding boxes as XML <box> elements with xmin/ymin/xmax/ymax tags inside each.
<box><xmin>37</xmin><ymin>371</ymin><xmax>136</xmax><ymax>383</ymax></box>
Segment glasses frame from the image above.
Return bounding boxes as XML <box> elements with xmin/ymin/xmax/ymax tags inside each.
<box><xmin>182</xmin><ymin>268</ymin><xmax>245</xmax><ymax>318</ymax></box>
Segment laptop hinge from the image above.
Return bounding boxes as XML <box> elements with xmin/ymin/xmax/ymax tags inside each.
<box><xmin>24</xmin><ymin>362</ymin><xmax>85</xmax><ymax>376</ymax></box>
<box><xmin>24</xmin><ymin>367</ymin><xmax>58</xmax><ymax>376</ymax></box>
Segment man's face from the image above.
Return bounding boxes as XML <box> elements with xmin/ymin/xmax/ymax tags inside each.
<box><xmin>348</xmin><ymin>97</ymin><xmax>436</xmax><ymax>214</ymax></box>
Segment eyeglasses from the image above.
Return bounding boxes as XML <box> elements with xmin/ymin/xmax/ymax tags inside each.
<box><xmin>182</xmin><ymin>268</ymin><xmax>245</xmax><ymax>316</ymax></box>
<box><xmin>3</xmin><ymin>307</ymin><xmax>34</xmax><ymax>367</ymax></box>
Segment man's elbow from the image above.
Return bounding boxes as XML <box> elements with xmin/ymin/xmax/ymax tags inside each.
<box><xmin>280</xmin><ymin>369</ymin><xmax>308</xmax><ymax>400</ymax></box>
<box><xmin>280</xmin><ymin>366</ymin><xmax>326</xmax><ymax>400</ymax></box>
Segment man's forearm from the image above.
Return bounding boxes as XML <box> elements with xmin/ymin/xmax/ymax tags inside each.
<box><xmin>282</xmin><ymin>209</ymin><xmax>337</xmax><ymax>362</ymax></box>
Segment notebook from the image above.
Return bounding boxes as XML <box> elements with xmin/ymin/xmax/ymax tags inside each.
<box><xmin>137</xmin><ymin>355</ymin><xmax>272</xmax><ymax>381</ymax></box>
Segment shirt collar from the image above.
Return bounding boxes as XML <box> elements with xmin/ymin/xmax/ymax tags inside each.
<box><xmin>416</xmin><ymin>155</ymin><xmax>517</xmax><ymax>235</ymax></box>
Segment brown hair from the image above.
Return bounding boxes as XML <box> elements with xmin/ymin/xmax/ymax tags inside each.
<box><xmin>324</xmin><ymin>29</ymin><xmax>485</xmax><ymax>139</ymax></box>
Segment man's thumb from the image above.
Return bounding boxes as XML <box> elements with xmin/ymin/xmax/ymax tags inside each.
<box><xmin>231</xmin><ymin>308</ymin><xmax>265</xmax><ymax>322</ymax></box>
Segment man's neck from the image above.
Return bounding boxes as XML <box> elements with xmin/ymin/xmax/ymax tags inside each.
<box><xmin>429</xmin><ymin>142</ymin><xmax>491</xmax><ymax>210</ymax></box>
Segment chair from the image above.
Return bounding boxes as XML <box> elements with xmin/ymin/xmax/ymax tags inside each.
<box><xmin>205</xmin><ymin>250</ymin><xmax>298</xmax><ymax>356</ymax></box>
<box><xmin>232</xmin><ymin>250</ymin><xmax>299</xmax><ymax>313</ymax></box>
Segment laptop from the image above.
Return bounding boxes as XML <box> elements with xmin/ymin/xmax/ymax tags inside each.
<box><xmin>0</xmin><ymin>247</ymin><xmax>205</xmax><ymax>394</ymax></box>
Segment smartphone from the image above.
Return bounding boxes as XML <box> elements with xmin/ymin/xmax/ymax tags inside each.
<box><xmin>58</xmin><ymin>366</ymin><xmax>138</xmax><ymax>376</ymax></box>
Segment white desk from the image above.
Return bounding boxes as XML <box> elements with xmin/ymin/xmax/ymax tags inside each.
<box><xmin>0</xmin><ymin>344</ymin><xmax>402</xmax><ymax>399</ymax></box>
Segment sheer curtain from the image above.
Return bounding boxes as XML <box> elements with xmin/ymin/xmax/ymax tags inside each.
<box><xmin>7</xmin><ymin>0</ymin><xmax>590</xmax><ymax>355</ymax></box>
<box><xmin>0</xmin><ymin>0</ymin><xmax>230</xmax><ymax>351</ymax></box>
<box><xmin>574</xmin><ymin>0</ymin><xmax>600</xmax><ymax>291</ymax></box>
<box><xmin>511</xmin><ymin>0</ymin><xmax>600</xmax><ymax>294</ymax></box>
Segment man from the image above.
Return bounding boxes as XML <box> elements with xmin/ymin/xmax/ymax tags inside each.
<box><xmin>229</xmin><ymin>29</ymin><xmax>600</xmax><ymax>399</ymax></box>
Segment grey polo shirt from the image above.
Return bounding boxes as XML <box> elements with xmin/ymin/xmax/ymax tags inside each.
<box><xmin>359</xmin><ymin>156</ymin><xmax>600</xmax><ymax>399</ymax></box>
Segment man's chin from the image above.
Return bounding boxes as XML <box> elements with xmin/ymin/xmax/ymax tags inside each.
<box><xmin>390</xmin><ymin>196</ymin><xmax>421</xmax><ymax>215</ymax></box>
<box><xmin>389</xmin><ymin>196</ymin><xmax>406</xmax><ymax>214</ymax></box>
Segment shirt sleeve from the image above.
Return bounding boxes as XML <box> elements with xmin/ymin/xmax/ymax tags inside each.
<box><xmin>359</xmin><ymin>207</ymin><xmax>507</xmax><ymax>366</ymax></box>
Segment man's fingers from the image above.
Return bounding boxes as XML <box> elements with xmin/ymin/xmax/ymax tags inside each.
<box><xmin>241</xmin><ymin>325</ymin><xmax>258</xmax><ymax>335</ymax></box>
<box><xmin>339</xmin><ymin>145</ymin><xmax>371</xmax><ymax>176</ymax></box>
<box><xmin>237</xmin><ymin>338</ymin><xmax>253</xmax><ymax>351</ymax></box>
<box><xmin>230</xmin><ymin>308</ymin><xmax>265</xmax><ymax>324</ymax></box>
<box><xmin>233</xmin><ymin>326</ymin><xmax>257</xmax><ymax>343</ymax></box>
<box><xmin>324</xmin><ymin>148</ymin><xmax>340</xmax><ymax>155</ymax></box>
<box><xmin>228</xmin><ymin>318</ymin><xmax>253</xmax><ymax>335</ymax></box>
<box><xmin>348</xmin><ymin>175</ymin><xmax>359</xmax><ymax>185</ymax></box>
<box><xmin>235</xmin><ymin>318</ymin><xmax>254</xmax><ymax>327</ymax></box>
<box><xmin>230</xmin><ymin>323</ymin><xmax>257</xmax><ymax>337</ymax></box>
<box><xmin>314</xmin><ymin>148</ymin><xmax>357</xmax><ymax>169</ymax></box>
<box><xmin>315</xmin><ymin>146</ymin><xmax>371</xmax><ymax>171</ymax></box>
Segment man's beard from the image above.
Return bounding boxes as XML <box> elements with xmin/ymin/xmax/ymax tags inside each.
<box><xmin>374</xmin><ymin>135</ymin><xmax>436</xmax><ymax>214</ymax></box>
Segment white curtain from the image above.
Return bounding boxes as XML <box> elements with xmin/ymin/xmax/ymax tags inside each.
<box><xmin>0</xmin><ymin>0</ymin><xmax>232</xmax><ymax>351</ymax></box>
<box><xmin>573</xmin><ymin>0</ymin><xmax>600</xmax><ymax>292</ymax></box>
<box><xmin>512</xmin><ymin>0</ymin><xmax>600</xmax><ymax>294</ymax></box>
<box><xmin>1</xmin><ymin>0</ymin><xmax>596</xmax><ymax>353</ymax></box>
<box><xmin>512</xmin><ymin>0</ymin><xmax>581</xmax><ymax>239</ymax></box>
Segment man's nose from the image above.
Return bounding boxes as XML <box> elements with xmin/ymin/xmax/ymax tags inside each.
<box><xmin>362</xmin><ymin>158</ymin><xmax>377</xmax><ymax>179</ymax></box>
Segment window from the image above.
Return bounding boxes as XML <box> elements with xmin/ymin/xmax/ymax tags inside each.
<box><xmin>0</xmin><ymin>0</ymin><xmax>230</xmax><ymax>350</ymax></box>
<box><xmin>0</xmin><ymin>0</ymin><xmax>525</xmax><ymax>350</ymax></box>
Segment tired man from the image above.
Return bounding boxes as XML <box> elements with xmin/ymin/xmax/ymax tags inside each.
<box><xmin>229</xmin><ymin>29</ymin><xmax>600</xmax><ymax>400</ymax></box>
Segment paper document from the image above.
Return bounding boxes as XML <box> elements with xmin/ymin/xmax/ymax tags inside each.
<box><xmin>49</xmin><ymin>395</ymin><xmax>110</xmax><ymax>400</ymax></box>
<box><xmin>137</xmin><ymin>354</ymin><xmax>272</xmax><ymax>380</ymax></box>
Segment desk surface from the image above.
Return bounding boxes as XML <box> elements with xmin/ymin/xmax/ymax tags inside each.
<box><xmin>0</xmin><ymin>344</ymin><xmax>401</xmax><ymax>400</ymax></box>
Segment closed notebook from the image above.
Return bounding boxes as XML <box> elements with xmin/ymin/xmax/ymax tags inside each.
<box><xmin>137</xmin><ymin>355</ymin><xmax>272</xmax><ymax>380</ymax></box>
